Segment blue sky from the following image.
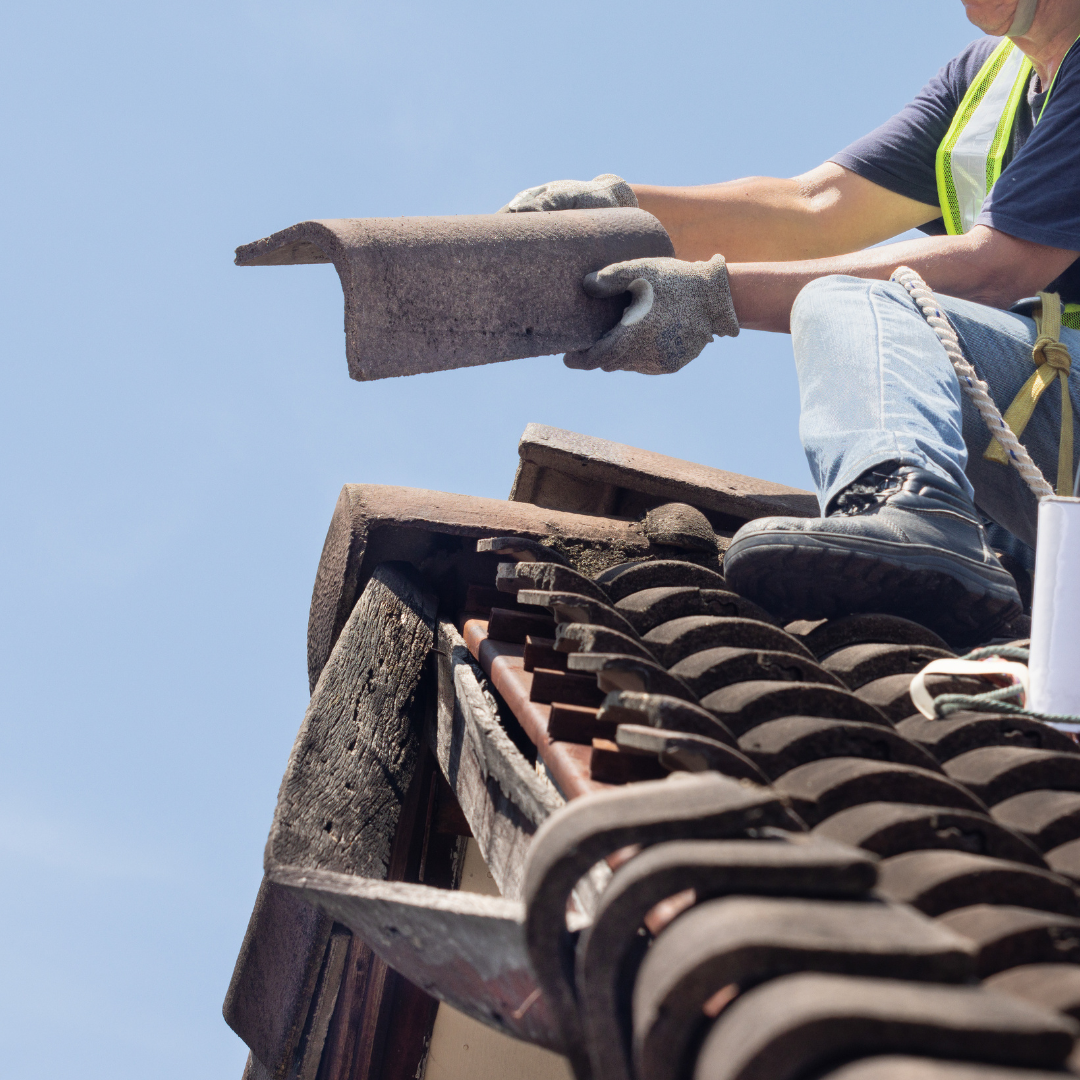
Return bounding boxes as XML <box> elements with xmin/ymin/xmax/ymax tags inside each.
<box><xmin>1</xmin><ymin>2</ymin><xmax>988</xmax><ymax>1076</ymax></box>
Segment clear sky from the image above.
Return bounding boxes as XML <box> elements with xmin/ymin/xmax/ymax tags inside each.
<box><xmin>1</xmin><ymin>2</ymin><xmax>990</xmax><ymax>1076</ymax></box>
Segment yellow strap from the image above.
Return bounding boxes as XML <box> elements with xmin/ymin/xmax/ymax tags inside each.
<box><xmin>984</xmin><ymin>291</ymin><xmax>1075</xmax><ymax>495</ymax></box>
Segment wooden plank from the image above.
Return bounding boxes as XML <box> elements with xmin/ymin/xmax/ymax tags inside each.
<box><xmin>434</xmin><ymin>774</ymin><xmax>474</xmax><ymax>837</ymax></box>
<box><xmin>431</xmin><ymin>620</ymin><xmax>563</xmax><ymax>900</ymax></box>
<box><xmin>267</xmin><ymin>562</ymin><xmax>437</xmax><ymax>876</ymax></box>
<box><xmin>315</xmin><ymin>933</ymin><xmax>387</xmax><ymax>1080</ymax></box>
<box><xmin>313</xmin><ymin>743</ymin><xmax>464</xmax><ymax>1080</ymax></box>
<box><xmin>273</xmin><ymin>866</ymin><xmax>563</xmax><ymax>1053</ymax></box>
<box><xmin>224</xmin><ymin>877</ymin><xmax>334</xmax><ymax>1080</ymax></box>
<box><xmin>227</xmin><ymin>564</ymin><xmax>438</xmax><ymax>1079</ymax></box>
<box><xmin>306</xmin><ymin>484</ymin><xmax>651</xmax><ymax>691</ymax></box>
<box><xmin>295</xmin><ymin>927</ymin><xmax>352</xmax><ymax>1080</ymax></box>
<box><xmin>228</xmin><ymin>912</ymin><xmax>378</xmax><ymax>1080</ymax></box>
<box><xmin>510</xmin><ymin>423</ymin><xmax>818</xmax><ymax>526</ymax></box>
<box><xmin>243</xmin><ymin>1052</ymin><xmax>273</xmax><ymax>1080</ymax></box>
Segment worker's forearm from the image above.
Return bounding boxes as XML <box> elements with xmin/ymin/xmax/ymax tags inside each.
<box><xmin>631</xmin><ymin>166</ymin><xmax>938</xmax><ymax>264</ymax></box>
<box><xmin>727</xmin><ymin>231</ymin><xmax>1042</xmax><ymax>334</ymax></box>
<box><xmin>632</xmin><ymin>178</ymin><xmax>842</xmax><ymax>263</ymax></box>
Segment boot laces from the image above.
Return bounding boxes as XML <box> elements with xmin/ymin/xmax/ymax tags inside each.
<box><xmin>831</xmin><ymin>464</ymin><xmax>904</xmax><ymax>517</ymax></box>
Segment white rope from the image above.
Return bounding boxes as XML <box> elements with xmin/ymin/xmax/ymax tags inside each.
<box><xmin>890</xmin><ymin>265</ymin><xmax>1054</xmax><ymax>500</ymax></box>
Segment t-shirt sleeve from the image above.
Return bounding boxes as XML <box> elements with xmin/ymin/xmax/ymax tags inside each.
<box><xmin>829</xmin><ymin>39</ymin><xmax>998</xmax><ymax>215</ymax></box>
<box><xmin>979</xmin><ymin>44</ymin><xmax>1080</xmax><ymax>252</ymax></box>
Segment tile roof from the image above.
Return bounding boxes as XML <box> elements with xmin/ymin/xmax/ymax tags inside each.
<box><xmin>228</xmin><ymin>425</ymin><xmax>1067</xmax><ymax>1080</ymax></box>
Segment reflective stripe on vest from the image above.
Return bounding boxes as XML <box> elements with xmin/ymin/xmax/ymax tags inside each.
<box><xmin>935</xmin><ymin>39</ymin><xmax>1080</xmax><ymax>330</ymax></box>
<box><xmin>936</xmin><ymin>40</ymin><xmax>1032</xmax><ymax>237</ymax></box>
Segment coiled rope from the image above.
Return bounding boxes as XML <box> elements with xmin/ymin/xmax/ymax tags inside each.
<box><xmin>892</xmin><ymin>268</ymin><xmax>1080</xmax><ymax>730</ymax></box>
<box><xmin>890</xmin><ymin>266</ymin><xmax>1056</xmax><ymax>500</ymax></box>
<box><xmin>930</xmin><ymin>646</ymin><xmax>1080</xmax><ymax>732</ymax></box>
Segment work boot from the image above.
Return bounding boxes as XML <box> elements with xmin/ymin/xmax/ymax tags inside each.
<box><xmin>723</xmin><ymin>463</ymin><xmax>1022</xmax><ymax>646</ymax></box>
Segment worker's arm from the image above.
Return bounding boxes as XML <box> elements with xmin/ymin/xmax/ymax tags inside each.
<box><xmin>498</xmin><ymin>168</ymin><xmax>1079</xmax><ymax>371</ymax></box>
<box><xmin>500</xmin><ymin>164</ymin><xmax>939</xmax><ymax>258</ymax></box>
<box><xmin>561</xmin><ymin>210</ymin><xmax>1077</xmax><ymax>374</ymax></box>
<box><xmin>630</xmin><ymin>162</ymin><xmax>1078</xmax><ymax>330</ymax></box>
<box><xmin>631</xmin><ymin>163</ymin><xmax>941</xmax><ymax>263</ymax></box>
<box><xmin>728</xmin><ymin>226</ymin><xmax>1080</xmax><ymax>332</ymax></box>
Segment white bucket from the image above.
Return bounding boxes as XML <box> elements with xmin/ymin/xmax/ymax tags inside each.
<box><xmin>1029</xmin><ymin>495</ymin><xmax>1080</xmax><ymax>716</ymax></box>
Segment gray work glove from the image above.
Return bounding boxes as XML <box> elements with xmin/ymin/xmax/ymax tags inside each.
<box><xmin>564</xmin><ymin>254</ymin><xmax>739</xmax><ymax>375</ymax></box>
<box><xmin>498</xmin><ymin>173</ymin><xmax>638</xmax><ymax>213</ymax></box>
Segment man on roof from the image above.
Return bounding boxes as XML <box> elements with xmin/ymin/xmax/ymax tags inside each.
<box><xmin>499</xmin><ymin>0</ymin><xmax>1080</xmax><ymax>645</ymax></box>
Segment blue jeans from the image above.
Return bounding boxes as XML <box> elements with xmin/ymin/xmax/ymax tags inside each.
<box><xmin>791</xmin><ymin>275</ymin><xmax>1080</xmax><ymax>559</ymax></box>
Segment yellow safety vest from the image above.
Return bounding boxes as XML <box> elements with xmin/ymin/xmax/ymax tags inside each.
<box><xmin>936</xmin><ymin>39</ymin><xmax>1080</xmax><ymax>330</ymax></box>
<box><xmin>937</xmin><ymin>39</ymin><xmax>1078</xmax><ymax>494</ymax></box>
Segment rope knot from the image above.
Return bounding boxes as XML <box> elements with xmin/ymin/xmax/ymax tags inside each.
<box><xmin>983</xmin><ymin>289</ymin><xmax>1075</xmax><ymax>495</ymax></box>
<box><xmin>1034</xmin><ymin>335</ymin><xmax>1071</xmax><ymax>373</ymax></box>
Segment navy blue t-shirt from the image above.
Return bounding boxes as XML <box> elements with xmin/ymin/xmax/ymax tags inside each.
<box><xmin>831</xmin><ymin>37</ymin><xmax>1080</xmax><ymax>303</ymax></box>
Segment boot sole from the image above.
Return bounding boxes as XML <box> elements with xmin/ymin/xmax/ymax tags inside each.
<box><xmin>723</xmin><ymin>530</ymin><xmax>1022</xmax><ymax>647</ymax></box>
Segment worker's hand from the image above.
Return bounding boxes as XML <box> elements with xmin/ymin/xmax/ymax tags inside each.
<box><xmin>564</xmin><ymin>255</ymin><xmax>739</xmax><ymax>375</ymax></box>
<box><xmin>497</xmin><ymin>174</ymin><xmax>638</xmax><ymax>213</ymax></box>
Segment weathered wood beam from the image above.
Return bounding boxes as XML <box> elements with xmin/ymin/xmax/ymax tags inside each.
<box><xmin>432</xmin><ymin>620</ymin><xmax>563</xmax><ymax>900</ymax></box>
<box><xmin>266</xmin><ymin>562</ymin><xmax>437</xmax><ymax>875</ymax></box>
<box><xmin>272</xmin><ymin>866</ymin><xmax>563</xmax><ymax>1053</ymax></box>
<box><xmin>243</xmin><ymin>1051</ymin><xmax>271</xmax><ymax>1079</ymax></box>
<box><xmin>313</xmin><ymin>745</ymin><xmax>461</xmax><ymax>1080</ymax></box>
<box><xmin>225</xmin><ymin>564</ymin><xmax>438</xmax><ymax>1079</ymax></box>
<box><xmin>225</xmin><ymin>878</ymin><xmax>335</xmax><ymax>1080</ymax></box>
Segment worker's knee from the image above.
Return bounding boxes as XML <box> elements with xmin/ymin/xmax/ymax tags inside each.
<box><xmin>792</xmin><ymin>274</ymin><xmax>863</xmax><ymax>335</ymax></box>
<box><xmin>792</xmin><ymin>274</ymin><xmax>914</xmax><ymax>341</ymax></box>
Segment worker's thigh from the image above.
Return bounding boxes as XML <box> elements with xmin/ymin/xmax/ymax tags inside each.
<box><xmin>934</xmin><ymin>294</ymin><xmax>1080</xmax><ymax>552</ymax></box>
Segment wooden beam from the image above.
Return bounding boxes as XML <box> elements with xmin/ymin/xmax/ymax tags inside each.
<box><xmin>226</xmin><ymin>564</ymin><xmax>438</xmax><ymax>1079</ymax></box>
<box><xmin>273</xmin><ymin>866</ymin><xmax>562</xmax><ymax>1053</ymax></box>
<box><xmin>431</xmin><ymin>620</ymin><xmax>563</xmax><ymax>900</ymax></box>
<box><xmin>267</xmin><ymin>562</ymin><xmax>437</xmax><ymax>877</ymax></box>
<box><xmin>312</xmin><ymin>744</ymin><xmax>468</xmax><ymax>1080</ymax></box>
<box><xmin>225</xmin><ymin>878</ymin><xmax>334</xmax><ymax>1079</ymax></box>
